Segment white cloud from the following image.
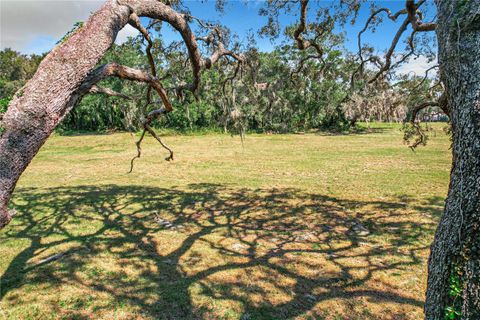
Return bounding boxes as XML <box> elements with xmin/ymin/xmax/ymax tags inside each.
<box><xmin>115</xmin><ymin>24</ymin><xmax>139</xmax><ymax>45</ymax></box>
<box><xmin>396</xmin><ymin>55</ymin><xmax>437</xmax><ymax>78</ymax></box>
<box><xmin>0</xmin><ymin>0</ymin><xmax>137</xmax><ymax>54</ymax></box>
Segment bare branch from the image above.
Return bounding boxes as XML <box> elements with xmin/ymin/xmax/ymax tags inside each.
<box><xmin>355</xmin><ymin>0</ymin><xmax>433</xmax><ymax>85</ymax></box>
<box><xmin>390</xmin><ymin>30</ymin><xmax>417</xmax><ymax>69</ymax></box>
<box><xmin>368</xmin><ymin>17</ymin><xmax>410</xmax><ymax>83</ymax></box>
<box><xmin>410</xmin><ymin>64</ymin><xmax>439</xmax><ymax>91</ymax></box>
<box><xmin>129</xmin><ymin>129</ymin><xmax>146</xmax><ymax>173</ymax></box>
<box><xmin>410</xmin><ymin>101</ymin><xmax>439</xmax><ymax>123</ymax></box>
<box><xmin>201</xmin><ymin>27</ymin><xmax>244</xmax><ymax>69</ymax></box>
<box><xmin>129</xmin><ymin>12</ymin><xmax>157</xmax><ymax>77</ymax></box>
<box><xmin>357</xmin><ymin>7</ymin><xmax>407</xmax><ymax>70</ymax></box>
<box><xmin>89</xmin><ymin>85</ymin><xmax>132</xmax><ymax>99</ymax></box>
<box><xmin>145</xmin><ymin>124</ymin><xmax>174</xmax><ymax>161</ymax></box>
<box><xmin>80</xmin><ymin>63</ymin><xmax>172</xmax><ymax>112</ymax></box>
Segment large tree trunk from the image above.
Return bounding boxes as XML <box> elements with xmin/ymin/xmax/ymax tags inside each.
<box><xmin>0</xmin><ymin>0</ymin><xmax>131</xmax><ymax>228</ymax></box>
<box><xmin>425</xmin><ymin>1</ymin><xmax>480</xmax><ymax>319</ymax></box>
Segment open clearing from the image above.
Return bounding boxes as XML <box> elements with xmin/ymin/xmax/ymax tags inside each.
<box><xmin>0</xmin><ymin>124</ymin><xmax>451</xmax><ymax>319</ymax></box>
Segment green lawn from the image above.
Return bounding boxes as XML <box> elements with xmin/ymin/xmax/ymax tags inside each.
<box><xmin>0</xmin><ymin>123</ymin><xmax>451</xmax><ymax>319</ymax></box>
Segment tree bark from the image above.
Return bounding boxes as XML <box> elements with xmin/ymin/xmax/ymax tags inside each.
<box><xmin>425</xmin><ymin>1</ymin><xmax>480</xmax><ymax>319</ymax></box>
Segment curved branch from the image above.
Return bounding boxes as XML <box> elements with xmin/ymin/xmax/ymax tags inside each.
<box><xmin>145</xmin><ymin>124</ymin><xmax>174</xmax><ymax>161</ymax></box>
<box><xmin>128</xmin><ymin>0</ymin><xmax>243</xmax><ymax>94</ymax></box>
<box><xmin>129</xmin><ymin>0</ymin><xmax>203</xmax><ymax>92</ymax></box>
<box><xmin>358</xmin><ymin>7</ymin><xmax>407</xmax><ymax>69</ymax></box>
<box><xmin>406</xmin><ymin>0</ymin><xmax>436</xmax><ymax>32</ymax></box>
<box><xmin>293</xmin><ymin>0</ymin><xmax>323</xmax><ymax>56</ymax></box>
<box><xmin>89</xmin><ymin>85</ymin><xmax>132</xmax><ymax>99</ymax></box>
<box><xmin>129</xmin><ymin>12</ymin><xmax>156</xmax><ymax>77</ymax></box>
<box><xmin>129</xmin><ymin>129</ymin><xmax>146</xmax><ymax>173</ymax></box>
<box><xmin>410</xmin><ymin>100</ymin><xmax>439</xmax><ymax>123</ymax></box>
<box><xmin>415</xmin><ymin>64</ymin><xmax>439</xmax><ymax>86</ymax></box>
<box><xmin>390</xmin><ymin>30</ymin><xmax>417</xmax><ymax>70</ymax></box>
<box><xmin>80</xmin><ymin>63</ymin><xmax>172</xmax><ymax>112</ymax></box>
<box><xmin>368</xmin><ymin>17</ymin><xmax>410</xmax><ymax>83</ymax></box>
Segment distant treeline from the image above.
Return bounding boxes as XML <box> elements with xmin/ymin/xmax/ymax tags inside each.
<box><xmin>0</xmin><ymin>40</ymin><xmax>439</xmax><ymax>133</ymax></box>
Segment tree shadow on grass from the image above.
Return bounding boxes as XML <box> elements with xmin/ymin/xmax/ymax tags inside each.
<box><xmin>0</xmin><ymin>184</ymin><xmax>443</xmax><ymax>319</ymax></box>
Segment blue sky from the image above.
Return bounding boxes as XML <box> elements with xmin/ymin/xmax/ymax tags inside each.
<box><xmin>177</xmin><ymin>0</ymin><xmax>422</xmax><ymax>52</ymax></box>
<box><xmin>1</xmin><ymin>0</ymin><xmax>436</xmax><ymax>75</ymax></box>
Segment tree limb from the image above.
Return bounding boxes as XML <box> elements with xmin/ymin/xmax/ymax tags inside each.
<box><xmin>357</xmin><ymin>7</ymin><xmax>407</xmax><ymax>72</ymax></box>
<box><xmin>293</xmin><ymin>0</ymin><xmax>323</xmax><ymax>56</ymax></box>
<box><xmin>80</xmin><ymin>63</ymin><xmax>172</xmax><ymax>111</ymax></box>
<box><xmin>368</xmin><ymin>17</ymin><xmax>410</xmax><ymax>83</ymax></box>
<box><xmin>410</xmin><ymin>100</ymin><xmax>439</xmax><ymax>123</ymax></box>
<box><xmin>89</xmin><ymin>85</ymin><xmax>132</xmax><ymax>99</ymax></box>
<box><xmin>406</xmin><ymin>0</ymin><xmax>437</xmax><ymax>32</ymax></box>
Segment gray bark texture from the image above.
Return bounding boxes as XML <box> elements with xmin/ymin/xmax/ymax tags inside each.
<box><xmin>426</xmin><ymin>1</ymin><xmax>480</xmax><ymax>319</ymax></box>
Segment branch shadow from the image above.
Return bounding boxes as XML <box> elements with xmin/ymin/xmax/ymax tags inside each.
<box><xmin>0</xmin><ymin>184</ymin><xmax>443</xmax><ymax>319</ymax></box>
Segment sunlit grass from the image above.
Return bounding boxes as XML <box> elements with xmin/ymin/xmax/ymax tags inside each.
<box><xmin>0</xmin><ymin>123</ymin><xmax>451</xmax><ymax>319</ymax></box>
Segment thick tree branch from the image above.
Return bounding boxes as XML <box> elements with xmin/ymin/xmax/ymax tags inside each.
<box><xmin>391</xmin><ymin>30</ymin><xmax>417</xmax><ymax>69</ymax></box>
<box><xmin>79</xmin><ymin>63</ymin><xmax>174</xmax><ymax>171</ymax></box>
<box><xmin>129</xmin><ymin>12</ymin><xmax>157</xmax><ymax>77</ymax></box>
<box><xmin>410</xmin><ymin>101</ymin><xmax>439</xmax><ymax>123</ymax></box>
<box><xmin>355</xmin><ymin>0</ymin><xmax>434</xmax><ymax>85</ymax></box>
<box><xmin>293</xmin><ymin>0</ymin><xmax>323</xmax><ymax>56</ymax></box>
<box><xmin>80</xmin><ymin>63</ymin><xmax>172</xmax><ymax>111</ymax></box>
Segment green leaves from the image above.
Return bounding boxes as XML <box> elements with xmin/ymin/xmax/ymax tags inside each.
<box><xmin>444</xmin><ymin>266</ymin><xmax>463</xmax><ymax>320</ymax></box>
<box><xmin>0</xmin><ymin>96</ymin><xmax>10</xmax><ymax>114</ymax></box>
<box><xmin>56</xmin><ymin>22</ymin><xmax>84</xmax><ymax>45</ymax></box>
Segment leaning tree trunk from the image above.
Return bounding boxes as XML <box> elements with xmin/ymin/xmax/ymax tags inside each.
<box><xmin>0</xmin><ymin>1</ymin><xmax>131</xmax><ymax>228</ymax></box>
<box><xmin>425</xmin><ymin>1</ymin><xmax>480</xmax><ymax>319</ymax></box>
<box><xmin>0</xmin><ymin>0</ymin><xmax>205</xmax><ymax>229</ymax></box>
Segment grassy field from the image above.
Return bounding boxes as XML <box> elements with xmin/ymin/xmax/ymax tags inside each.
<box><xmin>0</xmin><ymin>123</ymin><xmax>451</xmax><ymax>320</ymax></box>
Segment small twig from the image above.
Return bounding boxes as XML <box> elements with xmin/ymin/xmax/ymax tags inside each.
<box><xmin>129</xmin><ymin>129</ymin><xmax>146</xmax><ymax>173</ymax></box>
<box><xmin>145</xmin><ymin>124</ymin><xmax>174</xmax><ymax>161</ymax></box>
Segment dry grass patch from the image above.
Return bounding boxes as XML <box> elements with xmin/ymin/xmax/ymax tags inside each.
<box><xmin>0</xmin><ymin>123</ymin><xmax>450</xmax><ymax>319</ymax></box>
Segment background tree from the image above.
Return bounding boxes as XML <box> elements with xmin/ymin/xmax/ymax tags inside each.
<box><xmin>259</xmin><ymin>0</ymin><xmax>478</xmax><ymax>318</ymax></box>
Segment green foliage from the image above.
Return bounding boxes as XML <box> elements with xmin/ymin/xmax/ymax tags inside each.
<box><xmin>57</xmin><ymin>22</ymin><xmax>84</xmax><ymax>44</ymax></box>
<box><xmin>0</xmin><ymin>96</ymin><xmax>10</xmax><ymax>114</ymax></box>
<box><xmin>0</xmin><ymin>32</ymin><xmax>442</xmax><ymax>136</ymax></box>
<box><xmin>0</xmin><ymin>49</ymin><xmax>43</xmax><ymax>99</ymax></box>
<box><xmin>445</xmin><ymin>266</ymin><xmax>463</xmax><ymax>320</ymax></box>
<box><xmin>0</xmin><ymin>96</ymin><xmax>9</xmax><ymax>135</ymax></box>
